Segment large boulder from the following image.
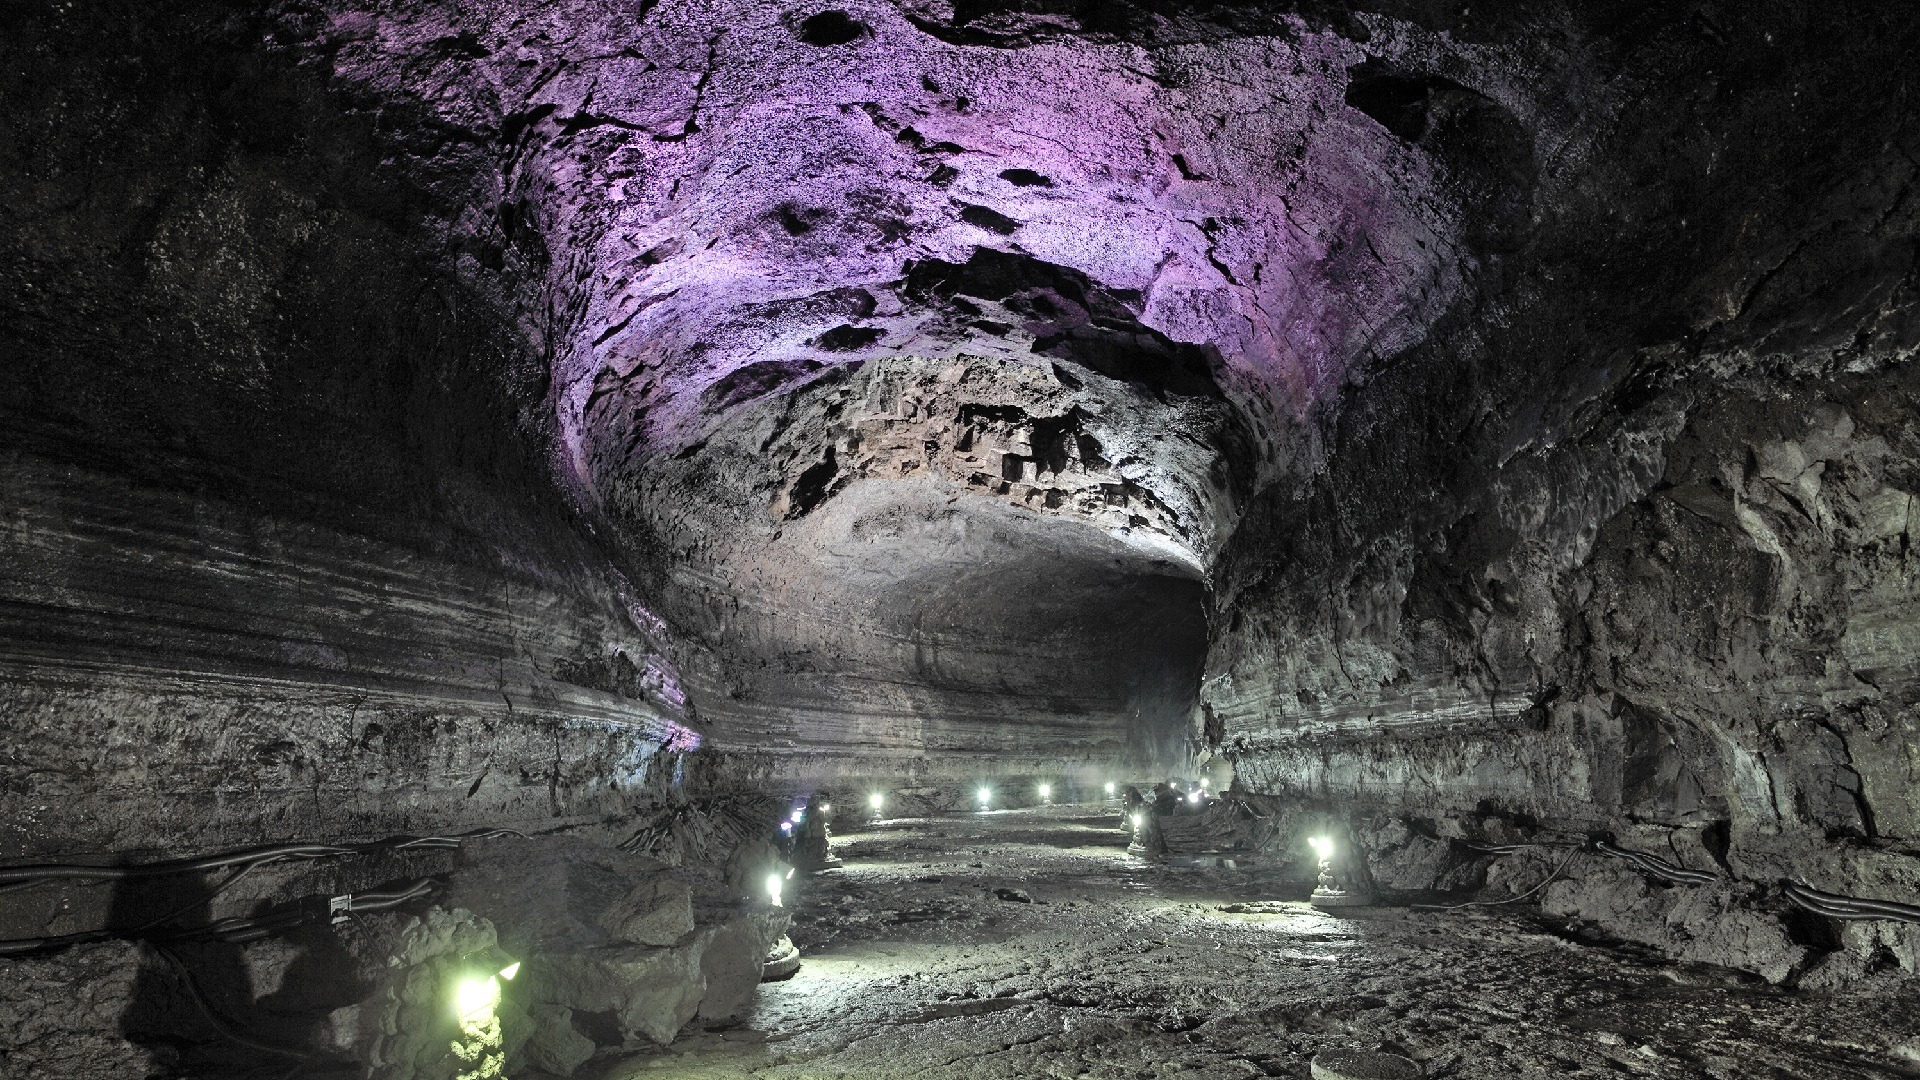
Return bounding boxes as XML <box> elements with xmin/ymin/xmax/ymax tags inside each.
<box><xmin>442</xmin><ymin>836</ymin><xmax>787</xmax><ymax>1065</ymax></box>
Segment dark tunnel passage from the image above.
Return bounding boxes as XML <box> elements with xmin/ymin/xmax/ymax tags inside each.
<box><xmin>654</xmin><ymin>478</ymin><xmax>1213</xmax><ymax>785</ymax></box>
<box><xmin>5</xmin><ymin>1</ymin><xmax>1920</xmax><ymax>1077</ymax></box>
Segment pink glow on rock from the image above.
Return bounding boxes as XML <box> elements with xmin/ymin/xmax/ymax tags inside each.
<box><xmin>315</xmin><ymin>2</ymin><xmax>1466</xmax><ymax>471</ymax></box>
<box><xmin>662</xmin><ymin>721</ymin><xmax>702</xmax><ymax>754</ymax></box>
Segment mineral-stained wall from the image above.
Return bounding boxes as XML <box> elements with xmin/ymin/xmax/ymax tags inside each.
<box><xmin>4</xmin><ymin>0</ymin><xmax>1920</xmax><ymax>987</ymax></box>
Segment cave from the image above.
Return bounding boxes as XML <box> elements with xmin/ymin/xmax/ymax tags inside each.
<box><xmin>3</xmin><ymin>1</ymin><xmax>1919</xmax><ymax>1077</ymax></box>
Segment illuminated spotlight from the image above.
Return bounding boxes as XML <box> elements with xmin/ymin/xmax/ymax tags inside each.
<box><xmin>780</xmin><ymin>821</ymin><xmax>792</xmax><ymax>833</ymax></box>
<box><xmin>1130</xmin><ymin>813</ymin><xmax>1142</xmax><ymax>830</ymax></box>
<box><xmin>790</xmin><ymin>809</ymin><xmax>804</xmax><ymax>823</ymax></box>
<box><xmin>977</xmin><ymin>787</ymin><xmax>992</xmax><ymax>808</ymax></box>
<box><xmin>1188</xmin><ymin>791</ymin><xmax>1202</xmax><ymax>805</ymax></box>
<box><xmin>453</xmin><ymin>975</ymin><xmax>500</xmax><ymax>1024</ymax></box>
<box><xmin>497</xmin><ymin>962</ymin><xmax>520</xmax><ymax>981</ymax></box>
<box><xmin>821</xmin><ymin>803</ymin><xmax>832</xmax><ymax>813</ymax></box>
<box><xmin>1039</xmin><ymin>783</ymin><xmax>1052</xmax><ymax>802</ymax></box>
<box><xmin>869</xmin><ymin>791</ymin><xmax>885</xmax><ymax>811</ymax></box>
<box><xmin>1104</xmin><ymin>781</ymin><xmax>1116</xmax><ymax>796</ymax></box>
<box><xmin>1308</xmin><ymin>836</ymin><xmax>1334</xmax><ymax>861</ymax></box>
<box><xmin>765</xmin><ymin>872</ymin><xmax>784</xmax><ymax>907</ymax></box>
<box><xmin>1200</xmin><ymin>778</ymin><xmax>1211</xmax><ymax>789</ymax></box>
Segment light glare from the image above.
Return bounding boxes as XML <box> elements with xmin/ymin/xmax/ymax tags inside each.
<box><xmin>1308</xmin><ymin>835</ymin><xmax>1334</xmax><ymax>860</ymax></box>
<box><xmin>1104</xmin><ymin>781</ymin><xmax>1116</xmax><ymax>795</ymax></box>
<box><xmin>497</xmin><ymin>962</ymin><xmax>520</xmax><ymax>981</ymax></box>
<box><xmin>765</xmin><ymin>872</ymin><xmax>784</xmax><ymax>906</ymax></box>
<box><xmin>869</xmin><ymin>791</ymin><xmax>885</xmax><ymax>810</ymax></box>
<box><xmin>1039</xmin><ymin>783</ymin><xmax>1051</xmax><ymax>800</ymax></box>
<box><xmin>454</xmin><ymin>975</ymin><xmax>500</xmax><ymax>1023</ymax></box>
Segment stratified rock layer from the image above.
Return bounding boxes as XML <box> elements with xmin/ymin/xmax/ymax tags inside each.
<box><xmin>4</xmin><ymin>0</ymin><xmax>1920</xmax><ymax>989</ymax></box>
<box><xmin>1189</xmin><ymin>3</ymin><xmax>1920</xmax><ymax>982</ymax></box>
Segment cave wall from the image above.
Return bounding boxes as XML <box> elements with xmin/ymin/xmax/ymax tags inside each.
<box><xmin>1199</xmin><ymin>2</ymin><xmax>1920</xmax><ymax>981</ymax></box>
<box><xmin>1</xmin><ymin>0</ymin><xmax>1253</xmax><ymax>849</ymax></box>
<box><xmin>194</xmin><ymin>0</ymin><xmax>1343</xmax><ymax>786</ymax></box>
<box><xmin>0</xmin><ymin>2</ymin><xmax>700</xmax><ymax>855</ymax></box>
<box><xmin>7</xmin><ymin>0</ymin><xmax>1920</xmax><ymax>991</ymax></box>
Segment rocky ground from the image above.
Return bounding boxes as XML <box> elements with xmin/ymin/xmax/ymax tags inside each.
<box><xmin>598</xmin><ymin>806</ymin><xmax>1920</xmax><ymax>1080</ymax></box>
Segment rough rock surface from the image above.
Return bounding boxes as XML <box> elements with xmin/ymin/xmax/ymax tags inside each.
<box><xmin>0</xmin><ymin>942</ymin><xmax>160</xmax><ymax>1080</ymax></box>
<box><xmin>609</xmin><ymin>808</ymin><xmax>1920</xmax><ymax>1079</ymax></box>
<box><xmin>0</xmin><ymin>835</ymin><xmax>786</xmax><ymax>1078</ymax></box>
<box><xmin>439</xmin><ymin>835</ymin><xmax>787</xmax><ymax>1052</ymax></box>
<box><xmin>4</xmin><ymin>0</ymin><xmax>1920</xmax><ymax>1032</ymax></box>
<box><xmin>0</xmin><ymin>0</ymin><xmax>701</xmax><ymax>855</ymax></box>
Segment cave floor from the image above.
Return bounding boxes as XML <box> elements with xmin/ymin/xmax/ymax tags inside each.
<box><xmin>596</xmin><ymin>806</ymin><xmax>1920</xmax><ymax>1080</ymax></box>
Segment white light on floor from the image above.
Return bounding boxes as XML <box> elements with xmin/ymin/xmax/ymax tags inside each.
<box><xmin>766</xmin><ymin>873</ymin><xmax>784</xmax><ymax>907</ymax></box>
<box><xmin>869</xmin><ymin>792</ymin><xmax>885</xmax><ymax>810</ymax></box>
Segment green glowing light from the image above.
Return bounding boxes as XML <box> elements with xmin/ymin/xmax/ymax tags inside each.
<box><xmin>451</xmin><ymin>972</ymin><xmax>505</xmax><ymax>1079</ymax></box>
<box><xmin>454</xmin><ymin>975</ymin><xmax>500</xmax><ymax>1024</ymax></box>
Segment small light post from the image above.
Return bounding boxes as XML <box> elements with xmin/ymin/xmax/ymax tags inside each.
<box><xmin>1307</xmin><ymin>834</ymin><xmax>1373</xmax><ymax>909</ymax></box>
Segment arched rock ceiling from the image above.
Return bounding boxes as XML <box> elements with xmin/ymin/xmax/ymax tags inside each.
<box><xmin>320</xmin><ymin>0</ymin><xmax>1501</xmax><ymax>548</ymax></box>
<box><xmin>305</xmin><ymin>0</ymin><xmax>1522</xmax><ymax>766</ymax></box>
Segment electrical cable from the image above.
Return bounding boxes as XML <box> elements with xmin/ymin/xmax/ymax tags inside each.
<box><xmin>0</xmin><ymin>828</ymin><xmax>522</xmax><ymax>889</ymax></box>
<box><xmin>1462</xmin><ymin>841</ymin><xmax>1529</xmax><ymax>856</ymax></box>
<box><xmin>1449</xmin><ymin>836</ymin><xmax>1920</xmax><ymax>929</ymax></box>
<box><xmin>132</xmin><ymin>862</ymin><xmax>263</xmax><ymax>934</ymax></box>
<box><xmin>1783</xmin><ymin>881</ymin><xmax>1920</xmax><ymax>925</ymax></box>
<box><xmin>175</xmin><ymin>878</ymin><xmax>442</xmax><ymax>945</ymax></box>
<box><xmin>0</xmin><ymin>877</ymin><xmax>442</xmax><ymax>955</ymax></box>
<box><xmin>154</xmin><ymin>944</ymin><xmax>314</xmax><ymax>1062</ymax></box>
<box><xmin>1412</xmin><ymin>846</ymin><xmax>1584</xmax><ymax>911</ymax></box>
<box><xmin>1462</xmin><ymin>836</ymin><xmax>1715</xmax><ymax>884</ymax></box>
<box><xmin>1591</xmin><ymin>840</ymin><xmax>1718</xmax><ymax>885</ymax></box>
<box><xmin>1462</xmin><ymin>837</ymin><xmax>1583</xmax><ymax>855</ymax></box>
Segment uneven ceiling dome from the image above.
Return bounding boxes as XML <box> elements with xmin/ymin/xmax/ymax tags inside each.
<box><xmin>2</xmin><ymin>0</ymin><xmax>1919</xmax><ymax>1074</ymax></box>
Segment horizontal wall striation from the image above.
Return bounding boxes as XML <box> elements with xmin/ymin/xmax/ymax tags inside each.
<box><xmin>0</xmin><ymin>451</ymin><xmax>697</xmax><ymax>857</ymax></box>
<box><xmin>656</xmin><ymin>478</ymin><xmax>1211</xmax><ymax>782</ymax></box>
<box><xmin>0</xmin><ymin>3</ymin><xmax>706</xmax><ymax>858</ymax></box>
<box><xmin>1200</xmin><ymin>0</ymin><xmax>1920</xmax><ymax>983</ymax></box>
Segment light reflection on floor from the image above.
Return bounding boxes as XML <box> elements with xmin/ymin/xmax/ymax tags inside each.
<box><xmin>608</xmin><ymin>805</ymin><xmax>1920</xmax><ymax>1080</ymax></box>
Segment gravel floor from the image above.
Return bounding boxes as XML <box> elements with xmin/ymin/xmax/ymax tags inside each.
<box><xmin>595</xmin><ymin>806</ymin><xmax>1920</xmax><ymax>1080</ymax></box>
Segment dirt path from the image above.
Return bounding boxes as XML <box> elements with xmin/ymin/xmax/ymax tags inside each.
<box><xmin>601</xmin><ymin>806</ymin><xmax>1920</xmax><ymax>1079</ymax></box>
